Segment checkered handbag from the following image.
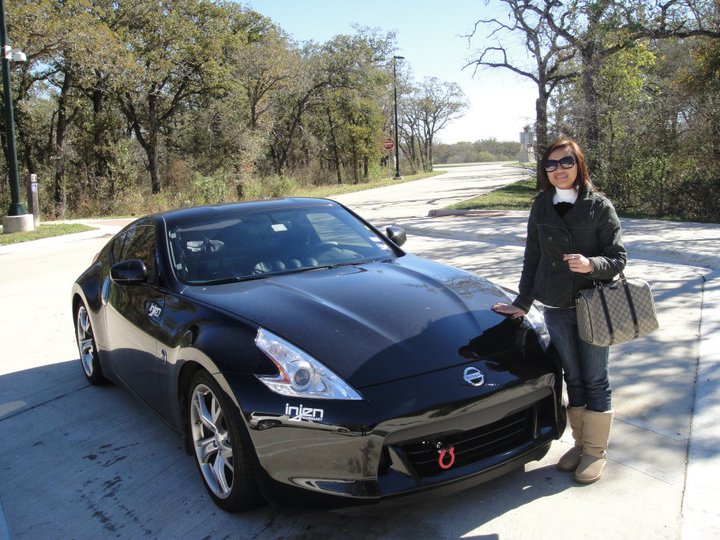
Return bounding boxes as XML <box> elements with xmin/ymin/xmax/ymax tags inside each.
<box><xmin>576</xmin><ymin>272</ymin><xmax>659</xmax><ymax>346</ymax></box>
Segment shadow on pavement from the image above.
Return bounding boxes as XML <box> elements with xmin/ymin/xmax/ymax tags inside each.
<box><xmin>0</xmin><ymin>360</ymin><xmax>576</xmax><ymax>540</ymax></box>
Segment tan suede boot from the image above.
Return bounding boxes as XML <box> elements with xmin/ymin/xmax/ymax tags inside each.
<box><xmin>557</xmin><ymin>406</ymin><xmax>584</xmax><ymax>472</ymax></box>
<box><xmin>574</xmin><ymin>410</ymin><xmax>613</xmax><ymax>484</ymax></box>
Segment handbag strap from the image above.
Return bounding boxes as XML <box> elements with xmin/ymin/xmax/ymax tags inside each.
<box><xmin>596</xmin><ymin>284</ymin><xmax>615</xmax><ymax>343</ymax></box>
<box><xmin>594</xmin><ymin>272</ymin><xmax>640</xmax><ymax>342</ymax></box>
<box><xmin>618</xmin><ymin>272</ymin><xmax>640</xmax><ymax>338</ymax></box>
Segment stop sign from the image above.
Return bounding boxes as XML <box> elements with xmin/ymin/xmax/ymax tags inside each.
<box><xmin>383</xmin><ymin>138</ymin><xmax>394</xmax><ymax>150</ymax></box>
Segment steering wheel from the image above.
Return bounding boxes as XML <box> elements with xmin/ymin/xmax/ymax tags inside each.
<box><xmin>203</xmin><ymin>238</ymin><xmax>224</xmax><ymax>253</ymax></box>
<box><xmin>305</xmin><ymin>241</ymin><xmax>341</xmax><ymax>259</ymax></box>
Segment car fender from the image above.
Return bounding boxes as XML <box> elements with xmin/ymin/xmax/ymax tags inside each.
<box><xmin>71</xmin><ymin>263</ymin><xmax>113</xmax><ymax>370</ymax></box>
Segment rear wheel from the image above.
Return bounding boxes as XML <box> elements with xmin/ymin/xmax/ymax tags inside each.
<box><xmin>188</xmin><ymin>371</ymin><xmax>260</xmax><ymax>512</ymax></box>
<box><xmin>75</xmin><ymin>302</ymin><xmax>108</xmax><ymax>385</ymax></box>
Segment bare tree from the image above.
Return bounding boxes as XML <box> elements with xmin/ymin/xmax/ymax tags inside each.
<box><xmin>402</xmin><ymin>77</ymin><xmax>468</xmax><ymax>171</ymax></box>
<box><xmin>467</xmin><ymin>0</ymin><xmax>720</xmax><ymax>162</ymax></box>
<box><xmin>465</xmin><ymin>0</ymin><xmax>578</xmax><ymax>164</ymax></box>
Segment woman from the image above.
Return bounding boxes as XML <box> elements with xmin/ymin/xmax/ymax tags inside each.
<box><xmin>492</xmin><ymin>139</ymin><xmax>626</xmax><ymax>484</ymax></box>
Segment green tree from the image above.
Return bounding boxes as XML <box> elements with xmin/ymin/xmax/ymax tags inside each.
<box><xmin>266</xmin><ymin>28</ymin><xmax>394</xmax><ymax>180</ymax></box>
<box><xmin>315</xmin><ymin>29</ymin><xmax>393</xmax><ymax>183</ymax></box>
<box><xmin>170</xmin><ymin>9</ymin><xmax>290</xmax><ymax>196</ymax></box>
<box><xmin>113</xmin><ymin>0</ymin><xmax>236</xmax><ymax>193</ymax></box>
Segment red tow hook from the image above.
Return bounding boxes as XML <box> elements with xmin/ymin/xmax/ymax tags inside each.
<box><xmin>437</xmin><ymin>444</ymin><xmax>456</xmax><ymax>470</ymax></box>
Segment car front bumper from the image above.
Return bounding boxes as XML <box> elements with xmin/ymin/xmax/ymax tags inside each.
<box><xmin>233</xmin><ymin>368</ymin><xmax>560</xmax><ymax>507</ymax></box>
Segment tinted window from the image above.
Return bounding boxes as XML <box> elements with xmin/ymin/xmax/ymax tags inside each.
<box><xmin>119</xmin><ymin>225</ymin><xmax>158</xmax><ymax>282</ymax></box>
<box><xmin>111</xmin><ymin>234</ymin><xmax>126</xmax><ymax>263</ymax></box>
<box><xmin>167</xmin><ymin>206</ymin><xmax>397</xmax><ymax>284</ymax></box>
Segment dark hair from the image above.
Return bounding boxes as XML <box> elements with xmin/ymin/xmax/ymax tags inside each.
<box><xmin>538</xmin><ymin>139</ymin><xmax>595</xmax><ymax>192</ymax></box>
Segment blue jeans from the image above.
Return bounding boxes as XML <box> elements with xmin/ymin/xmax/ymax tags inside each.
<box><xmin>543</xmin><ymin>307</ymin><xmax>611</xmax><ymax>412</ymax></box>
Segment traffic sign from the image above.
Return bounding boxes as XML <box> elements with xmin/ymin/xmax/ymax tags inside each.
<box><xmin>383</xmin><ymin>138</ymin><xmax>394</xmax><ymax>150</ymax></box>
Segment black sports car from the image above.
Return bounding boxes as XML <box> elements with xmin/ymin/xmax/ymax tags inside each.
<box><xmin>72</xmin><ymin>197</ymin><xmax>564</xmax><ymax>512</ymax></box>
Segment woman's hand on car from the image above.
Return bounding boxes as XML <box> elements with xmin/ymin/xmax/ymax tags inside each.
<box><xmin>491</xmin><ymin>303</ymin><xmax>526</xmax><ymax>319</ymax></box>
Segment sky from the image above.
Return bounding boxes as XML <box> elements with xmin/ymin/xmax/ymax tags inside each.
<box><xmin>244</xmin><ymin>0</ymin><xmax>538</xmax><ymax>144</ymax></box>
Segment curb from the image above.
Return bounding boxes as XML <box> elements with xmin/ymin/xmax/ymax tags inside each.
<box><xmin>0</xmin><ymin>227</ymin><xmax>115</xmax><ymax>256</ymax></box>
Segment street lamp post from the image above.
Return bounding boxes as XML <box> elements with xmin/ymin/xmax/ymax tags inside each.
<box><xmin>1</xmin><ymin>0</ymin><xmax>26</xmax><ymax>218</ymax></box>
<box><xmin>392</xmin><ymin>55</ymin><xmax>404</xmax><ymax>180</ymax></box>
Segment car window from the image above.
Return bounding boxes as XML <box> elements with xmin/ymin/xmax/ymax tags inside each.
<box><xmin>111</xmin><ymin>233</ymin><xmax>126</xmax><ymax>263</ymax></box>
<box><xmin>119</xmin><ymin>224</ymin><xmax>158</xmax><ymax>282</ymax></box>
<box><xmin>167</xmin><ymin>205</ymin><xmax>397</xmax><ymax>285</ymax></box>
<box><xmin>305</xmin><ymin>211</ymin><xmax>377</xmax><ymax>249</ymax></box>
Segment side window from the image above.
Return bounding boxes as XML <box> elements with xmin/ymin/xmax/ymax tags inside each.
<box><xmin>120</xmin><ymin>225</ymin><xmax>158</xmax><ymax>282</ymax></box>
<box><xmin>111</xmin><ymin>232</ymin><xmax>127</xmax><ymax>264</ymax></box>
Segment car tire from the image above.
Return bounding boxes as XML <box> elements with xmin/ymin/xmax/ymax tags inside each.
<box><xmin>75</xmin><ymin>301</ymin><xmax>108</xmax><ymax>385</ymax></box>
<box><xmin>188</xmin><ymin>371</ymin><xmax>260</xmax><ymax>512</ymax></box>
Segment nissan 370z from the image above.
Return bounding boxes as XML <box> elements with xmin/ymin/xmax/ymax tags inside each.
<box><xmin>71</xmin><ymin>198</ymin><xmax>565</xmax><ymax>512</ymax></box>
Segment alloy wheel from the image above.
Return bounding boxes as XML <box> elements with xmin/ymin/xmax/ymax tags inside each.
<box><xmin>76</xmin><ymin>305</ymin><xmax>96</xmax><ymax>378</ymax></box>
<box><xmin>190</xmin><ymin>383</ymin><xmax>235</xmax><ymax>499</ymax></box>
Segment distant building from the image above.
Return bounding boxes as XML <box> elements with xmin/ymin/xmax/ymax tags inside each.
<box><xmin>519</xmin><ymin>126</ymin><xmax>535</xmax><ymax>163</ymax></box>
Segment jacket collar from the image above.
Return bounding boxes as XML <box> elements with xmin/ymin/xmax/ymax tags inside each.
<box><xmin>540</xmin><ymin>186</ymin><xmax>593</xmax><ymax>226</ymax></box>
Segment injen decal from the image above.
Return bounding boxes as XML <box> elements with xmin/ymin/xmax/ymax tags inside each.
<box><xmin>285</xmin><ymin>403</ymin><xmax>324</xmax><ymax>422</ymax></box>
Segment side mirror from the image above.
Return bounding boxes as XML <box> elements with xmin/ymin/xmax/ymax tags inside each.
<box><xmin>385</xmin><ymin>225</ymin><xmax>407</xmax><ymax>247</ymax></box>
<box><xmin>111</xmin><ymin>259</ymin><xmax>148</xmax><ymax>285</ymax></box>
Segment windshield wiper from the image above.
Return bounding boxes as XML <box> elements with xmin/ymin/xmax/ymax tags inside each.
<box><xmin>190</xmin><ymin>274</ymin><xmax>267</xmax><ymax>285</ymax></box>
<box><xmin>189</xmin><ymin>261</ymin><xmax>375</xmax><ymax>285</ymax></box>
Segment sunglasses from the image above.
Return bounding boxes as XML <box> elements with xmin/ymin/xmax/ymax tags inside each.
<box><xmin>544</xmin><ymin>155</ymin><xmax>577</xmax><ymax>172</ymax></box>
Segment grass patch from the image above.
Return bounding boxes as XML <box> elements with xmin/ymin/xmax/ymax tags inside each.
<box><xmin>292</xmin><ymin>171</ymin><xmax>442</xmax><ymax>198</ymax></box>
<box><xmin>436</xmin><ymin>161</ymin><xmax>532</xmax><ymax>169</ymax></box>
<box><xmin>0</xmin><ymin>223</ymin><xmax>95</xmax><ymax>245</ymax></box>
<box><xmin>448</xmin><ymin>178</ymin><xmax>538</xmax><ymax>211</ymax></box>
<box><xmin>446</xmin><ymin>177</ymin><xmax>678</xmax><ymax>220</ymax></box>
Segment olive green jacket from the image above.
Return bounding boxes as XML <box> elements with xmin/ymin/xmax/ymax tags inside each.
<box><xmin>513</xmin><ymin>187</ymin><xmax>627</xmax><ymax>311</ymax></box>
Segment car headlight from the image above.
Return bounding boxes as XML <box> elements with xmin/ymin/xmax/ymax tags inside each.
<box><xmin>525</xmin><ymin>304</ymin><xmax>551</xmax><ymax>351</ymax></box>
<box><xmin>496</xmin><ymin>286</ymin><xmax>551</xmax><ymax>351</ymax></box>
<box><xmin>255</xmin><ymin>328</ymin><xmax>363</xmax><ymax>400</ymax></box>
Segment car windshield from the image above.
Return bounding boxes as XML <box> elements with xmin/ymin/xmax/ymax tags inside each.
<box><xmin>167</xmin><ymin>205</ymin><xmax>398</xmax><ymax>285</ymax></box>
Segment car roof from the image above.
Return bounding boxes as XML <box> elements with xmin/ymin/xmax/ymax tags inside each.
<box><xmin>143</xmin><ymin>198</ymin><xmax>341</xmax><ymax>228</ymax></box>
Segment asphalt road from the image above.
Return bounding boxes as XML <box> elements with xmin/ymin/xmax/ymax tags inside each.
<box><xmin>1</xmin><ymin>163</ymin><xmax>717</xmax><ymax>539</ymax></box>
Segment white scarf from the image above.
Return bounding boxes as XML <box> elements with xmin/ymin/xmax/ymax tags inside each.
<box><xmin>553</xmin><ymin>187</ymin><xmax>578</xmax><ymax>205</ymax></box>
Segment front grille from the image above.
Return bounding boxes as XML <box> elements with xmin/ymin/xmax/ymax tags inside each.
<box><xmin>395</xmin><ymin>407</ymin><xmax>534</xmax><ymax>478</ymax></box>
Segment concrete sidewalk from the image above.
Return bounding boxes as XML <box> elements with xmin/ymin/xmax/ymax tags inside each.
<box><xmin>419</xmin><ymin>208</ymin><xmax>720</xmax><ymax>269</ymax></box>
<box><xmin>400</xmin><ymin>209</ymin><xmax>720</xmax><ymax>540</ymax></box>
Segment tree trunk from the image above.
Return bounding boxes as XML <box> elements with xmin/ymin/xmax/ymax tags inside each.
<box><xmin>535</xmin><ymin>84</ymin><xmax>550</xmax><ymax>188</ymax></box>
<box><xmin>92</xmin><ymin>85</ymin><xmax>110</xmax><ymax>193</ymax></box>
<box><xmin>426</xmin><ymin>136</ymin><xmax>434</xmax><ymax>171</ymax></box>
<box><xmin>126</xmin><ymin>93</ymin><xmax>162</xmax><ymax>194</ymax></box>
<box><xmin>53</xmin><ymin>72</ymin><xmax>72</xmax><ymax>218</ymax></box>
<box><xmin>326</xmin><ymin>107</ymin><xmax>342</xmax><ymax>184</ymax></box>
<box><xmin>148</xmin><ymin>140</ymin><xmax>160</xmax><ymax>194</ymax></box>
<box><xmin>580</xmin><ymin>45</ymin><xmax>601</xmax><ymax>172</ymax></box>
<box><xmin>147</xmin><ymin>93</ymin><xmax>161</xmax><ymax>194</ymax></box>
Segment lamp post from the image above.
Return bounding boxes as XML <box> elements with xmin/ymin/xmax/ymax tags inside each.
<box><xmin>392</xmin><ymin>55</ymin><xmax>404</xmax><ymax>179</ymax></box>
<box><xmin>1</xmin><ymin>0</ymin><xmax>25</xmax><ymax>217</ymax></box>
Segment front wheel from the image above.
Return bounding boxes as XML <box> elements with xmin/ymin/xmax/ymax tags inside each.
<box><xmin>188</xmin><ymin>371</ymin><xmax>260</xmax><ymax>512</ymax></box>
<box><xmin>75</xmin><ymin>301</ymin><xmax>108</xmax><ymax>385</ymax></box>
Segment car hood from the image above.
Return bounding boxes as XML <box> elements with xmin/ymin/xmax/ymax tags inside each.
<box><xmin>183</xmin><ymin>255</ymin><xmax>534</xmax><ymax>387</ymax></box>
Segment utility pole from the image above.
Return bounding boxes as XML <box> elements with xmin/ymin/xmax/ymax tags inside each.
<box><xmin>1</xmin><ymin>0</ymin><xmax>32</xmax><ymax>232</ymax></box>
<box><xmin>393</xmin><ymin>55</ymin><xmax>404</xmax><ymax>179</ymax></box>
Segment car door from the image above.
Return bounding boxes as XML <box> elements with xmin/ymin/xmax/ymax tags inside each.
<box><xmin>105</xmin><ymin>222</ymin><xmax>170</xmax><ymax>412</ymax></box>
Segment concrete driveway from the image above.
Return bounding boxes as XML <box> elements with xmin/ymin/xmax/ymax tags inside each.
<box><xmin>1</xmin><ymin>163</ymin><xmax>718</xmax><ymax>539</ymax></box>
